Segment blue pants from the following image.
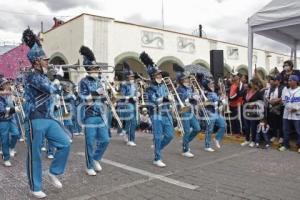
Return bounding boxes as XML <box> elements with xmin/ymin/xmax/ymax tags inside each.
<box><xmin>124</xmin><ymin>104</ymin><xmax>137</xmax><ymax>142</ymax></box>
<box><xmin>255</xmin><ymin>131</ymin><xmax>269</xmax><ymax>144</ymax></box>
<box><xmin>26</xmin><ymin>119</ymin><xmax>71</xmax><ymax>192</ymax></box>
<box><xmin>283</xmin><ymin>119</ymin><xmax>300</xmax><ymax>148</ymax></box>
<box><xmin>205</xmin><ymin>112</ymin><xmax>226</xmax><ymax>148</ymax></box>
<box><xmin>182</xmin><ymin>112</ymin><xmax>201</xmax><ymax>153</ymax></box>
<box><xmin>151</xmin><ymin>115</ymin><xmax>174</xmax><ymax>161</ymax></box>
<box><xmin>84</xmin><ymin>116</ymin><xmax>110</xmax><ymax>169</ymax></box>
<box><xmin>0</xmin><ymin>121</ymin><xmax>19</xmax><ymax>161</ymax></box>
<box><xmin>107</xmin><ymin>109</ymin><xmax>113</xmax><ymax>138</ymax></box>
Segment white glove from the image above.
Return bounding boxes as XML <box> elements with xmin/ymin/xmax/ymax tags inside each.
<box><xmin>72</xmin><ymin>94</ymin><xmax>77</xmax><ymax>100</ymax></box>
<box><xmin>133</xmin><ymin>96</ymin><xmax>138</xmax><ymax>101</ymax></box>
<box><xmin>168</xmin><ymin>94</ymin><xmax>174</xmax><ymax>102</ymax></box>
<box><xmin>14</xmin><ymin>106</ymin><xmax>21</xmax><ymax>113</ymax></box>
<box><xmin>137</xmin><ymin>92</ymin><xmax>141</xmax><ymax>97</ymax></box>
<box><xmin>221</xmin><ymin>99</ymin><xmax>226</xmax><ymax>105</ymax></box>
<box><xmin>185</xmin><ymin>98</ymin><xmax>190</xmax><ymax>103</ymax></box>
<box><xmin>193</xmin><ymin>94</ymin><xmax>200</xmax><ymax>101</ymax></box>
<box><xmin>157</xmin><ymin>97</ymin><xmax>163</xmax><ymax>103</ymax></box>
<box><xmin>125</xmin><ymin>96</ymin><xmax>130</xmax><ymax>100</ymax></box>
<box><xmin>96</xmin><ymin>87</ymin><xmax>105</xmax><ymax>95</ymax></box>
<box><xmin>53</xmin><ymin>79</ymin><xmax>60</xmax><ymax>86</ymax></box>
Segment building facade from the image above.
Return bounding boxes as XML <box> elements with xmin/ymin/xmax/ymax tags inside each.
<box><xmin>42</xmin><ymin>13</ymin><xmax>297</xmax><ymax>82</ymax></box>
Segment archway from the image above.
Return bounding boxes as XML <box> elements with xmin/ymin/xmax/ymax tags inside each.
<box><xmin>224</xmin><ymin>63</ymin><xmax>232</xmax><ymax>77</ymax></box>
<box><xmin>49</xmin><ymin>52</ymin><xmax>70</xmax><ymax>80</ymax></box>
<box><xmin>236</xmin><ymin>65</ymin><xmax>248</xmax><ymax>76</ymax></box>
<box><xmin>114</xmin><ymin>52</ymin><xmax>147</xmax><ymax>80</ymax></box>
<box><xmin>157</xmin><ymin>56</ymin><xmax>184</xmax><ymax>79</ymax></box>
<box><xmin>191</xmin><ymin>59</ymin><xmax>210</xmax><ymax>70</ymax></box>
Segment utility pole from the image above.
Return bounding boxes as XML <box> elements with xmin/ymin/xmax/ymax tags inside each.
<box><xmin>162</xmin><ymin>0</ymin><xmax>165</xmax><ymax>29</ymax></box>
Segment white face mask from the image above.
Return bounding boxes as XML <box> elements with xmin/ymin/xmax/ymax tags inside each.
<box><xmin>183</xmin><ymin>83</ymin><xmax>190</xmax><ymax>88</ymax></box>
<box><xmin>284</xmin><ymin>66</ymin><xmax>290</xmax><ymax>71</ymax></box>
<box><xmin>90</xmin><ymin>73</ymin><xmax>98</xmax><ymax>78</ymax></box>
<box><xmin>129</xmin><ymin>80</ymin><xmax>135</xmax><ymax>84</ymax></box>
<box><xmin>155</xmin><ymin>78</ymin><xmax>162</xmax><ymax>84</ymax></box>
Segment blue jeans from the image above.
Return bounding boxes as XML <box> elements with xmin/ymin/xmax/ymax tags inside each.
<box><xmin>0</xmin><ymin>121</ymin><xmax>19</xmax><ymax>161</ymax></box>
<box><xmin>124</xmin><ymin>104</ymin><xmax>137</xmax><ymax>142</ymax></box>
<box><xmin>26</xmin><ymin>119</ymin><xmax>71</xmax><ymax>192</ymax></box>
<box><xmin>151</xmin><ymin>115</ymin><xmax>174</xmax><ymax>161</ymax></box>
<box><xmin>182</xmin><ymin>112</ymin><xmax>200</xmax><ymax>152</ymax></box>
<box><xmin>243</xmin><ymin>119</ymin><xmax>259</xmax><ymax>142</ymax></box>
<box><xmin>205</xmin><ymin>112</ymin><xmax>226</xmax><ymax>148</ymax></box>
<box><xmin>255</xmin><ymin>131</ymin><xmax>269</xmax><ymax>144</ymax></box>
<box><xmin>84</xmin><ymin>116</ymin><xmax>110</xmax><ymax>169</ymax></box>
<box><xmin>283</xmin><ymin>119</ymin><xmax>300</xmax><ymax>148</ymax></box>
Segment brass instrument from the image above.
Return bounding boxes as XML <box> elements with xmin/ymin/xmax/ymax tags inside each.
<box><xmin>189</xmin><ymin>75</ymin><xmax>210</xmax><ymax>125</ymax></box>
<box><xmin>103</xmin><ymin>80</ymin><xmax>123</xmax><ymax>129</ymax></box>
<box><xmin>218</xmin><ymin>78</ymin><xmax>232</xmax><ymax>135</ymax></box>
<box><xmin>162</xmin><ymin>77</ymin><xmax>187</xmax><ymax>137</ymax></box>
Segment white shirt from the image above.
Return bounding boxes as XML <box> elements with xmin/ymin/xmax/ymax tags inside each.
<box><xmin>282</xmin><ymin>86</ymin><xmax>300</xmax><ymax>120</ymax></box>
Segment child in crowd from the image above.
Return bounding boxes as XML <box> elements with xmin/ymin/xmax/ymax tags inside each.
<box><xmin>255</xmin><ymin>118</ymin><xmax>270</xmax><ymax>148</ymax></box>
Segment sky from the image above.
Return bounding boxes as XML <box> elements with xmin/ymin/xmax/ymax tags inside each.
<box><xmin>0</xmin><ymin>0</ymin><xmax>291</xmax><ymax>54</ymax></box>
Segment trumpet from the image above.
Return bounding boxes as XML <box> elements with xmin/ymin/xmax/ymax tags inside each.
<box><xmin>162</xmin><ymin>77</ymin><xmax>189</xmax><ymax>113</ymax></box>
<box><xmin>189</xmin><ymin>75</ymin><xmax>210</xmax><ymax>125</ymax></box>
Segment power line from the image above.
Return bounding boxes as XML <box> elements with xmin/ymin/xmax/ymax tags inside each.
<box><xmin>0</xmin><ymin>10</ymin><xmax>71</xmax><ymax>18</ymax></box>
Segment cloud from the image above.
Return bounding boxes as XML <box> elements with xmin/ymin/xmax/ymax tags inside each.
<box><xmin>30</xmin><ymin>0</ymin><xmax>103</xmax><ymax>11</ymax></box>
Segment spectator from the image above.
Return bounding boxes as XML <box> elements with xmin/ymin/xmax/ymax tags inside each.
<box><xmin>279</xmin><ymin>60</ymin><xmax>300</xmax><ymax>87</ymax></box>
<box><xmin>279</xmin><ymin>75</ymin><xmax>300</xmax><ymax>153</ymax></box>
<box><xmin>139</xmin><ymin>108</ymin><xmax>152</xmax><ymax>133</ymax></box>
<box><xmin>255</xmin><ymin>118</ymin><xmax>270</xmax><ymax>148</ymax></box>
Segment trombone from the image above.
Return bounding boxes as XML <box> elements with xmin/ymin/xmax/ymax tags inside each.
<box><xmin>189</xmin><ymin>75</ymin><xmax>210</xmax><ymax>125</ymax></box>
<box><xmin>162</xmin><ymin>77</ymin><xmax>187</xmax><ymax>137</ymax></box>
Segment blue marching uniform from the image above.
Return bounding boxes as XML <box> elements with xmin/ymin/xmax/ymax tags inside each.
<box><xmin>205</xmin><ymin>91</ymin><xmax>226</xmax><ymax>148</ymax></box>
<box><xmin>177</xmin><ymin>85</ymin><xmax>201</xmax><ymax>153</ymax></box>
<box><xmin>120</xmin><ymin>82</ymin><xmax>138</xmax><ymax>142</ymax></box>
<box><xmin>147</xmin><ymin>82</ymin><xmax>174</xmax><ymax>161</ymax></box>
<box><xmin>79</xmin><ymin>75</ymin><xmax>110</xmax><ymax>170</ymax></box>
<box><xmin>0</xmin><ymin>95</ymin><xmax>19</xmax><ymax>162</ymax></box>
<box><xmin>24</xmin><ymin>70</ymin><xmax>71</xmax><ymax>192</ymax></box>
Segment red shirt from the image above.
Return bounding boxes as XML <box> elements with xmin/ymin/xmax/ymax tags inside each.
<box><xmin>229</xmin><ymin>83</ymin><xmax>243</xmax><ymax>107</ymax></box>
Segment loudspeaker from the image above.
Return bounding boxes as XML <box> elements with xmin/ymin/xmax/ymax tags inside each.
<box><xmin>210</xmin><ymin>50</ymin><xmax>224</xmax><ymax>81</ymax></box>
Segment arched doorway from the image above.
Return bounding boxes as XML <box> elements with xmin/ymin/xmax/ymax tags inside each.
<box><xmin>156</xmin><ymin>56</ymin><xmax>184</xmax><ymax>79</ymax></box>
<box><xmin>114</xmin><ymin>52</ymin><xmax>147</xmax><ymax>80</ymax></box>
<box><xmin>237</xmin><ymin>65</ymin><xmax>248</xmax><ymax>76</ymax></box>
<box><xmin>191</xmin><ymin>59</ymin><xmax>210</xmax><ymax>70</ymax></box>
<box><xmin>49</xmin><ymin>52</ymin><xmax>70</xmax><ymax>80</ymax></box>
<box><xmin>224</xmin><ymin>64</ymin><xmax>232</xmax><ymax>77</ymax></box>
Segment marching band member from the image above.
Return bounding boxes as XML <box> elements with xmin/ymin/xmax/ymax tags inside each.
<box><xmin>140</xmin><ymin>52</ymin><xmax>174</xmax><ymax>167</ymax></box>
<box><xmin>176</xmin><ymin>73</ymin><xmax>201</xmax><ymax>158</ymax></box>
<box><xmin>203</xmin><ymin>78</ymin><xmax>226</xmax><ymax>152</ymax></box>
<box><xmin>0</xmin><ymin>77</ymin><xmax>21</xmax><ymax>167</ymax></box>
<box><xmin>120</xmin><ymin>63</ymin><xmax>138</xmax><ymax>146</ymax></box>
<box><xmin>22</xmin><ymin>28</ymin><xmax>71</xmax><ymax>198</ymax></box>
<box><xmin>79</xmin><ymin>45</ymin><xmax>110</xmax><ymax>176</ymax></box>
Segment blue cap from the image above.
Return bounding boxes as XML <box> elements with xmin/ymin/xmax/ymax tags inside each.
<box><xmin>176</xmin><ymin>72</ymin><xmax>189</xmax><ymax>82</ymax></box>
<box><xmin>289</xmin><ymin>75</ymin><xmax>299</xmax><ymax>82</ymax></box>
<box><xmin>27</xmin><ymin>43</ymin><xmax>48</xmax><ymax>64</ymax></box>
<box><xmin>147</xmin><ymin>65</ymin><xmax>162</xmax><ymax>77</ymax></box>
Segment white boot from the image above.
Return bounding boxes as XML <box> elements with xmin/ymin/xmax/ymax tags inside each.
<box><xmin>31</xmin><ymin>191</ymin><xmax>47</xmax><ymax>199</ymax></box>
<box><xmin>214</xmin><ymin>139</ymin><xmax>221</xmax><ymax>149</ymax></box>
<box><xmin>48</xmin><ymin>171</ymin><xmax>62</xmax><ymax>189</ymax></box>
<box><xmin>153</xmin><ymin>160</ymin><xmax>166</xmax><ymax>167</ymax></box>
<box><xmin>86</xmin><ymin>168</ymin><xmax>97</xmax><ymax>176</ymax></box>
<box><xmin>9</xmin><ymin>149</ymin><xmax>16</xmax><ymax>157</ymax></box>
<box><xmin>93</xmin><ymin>160</ymin><xmax>102</xmax><ymax>172</ymax></box>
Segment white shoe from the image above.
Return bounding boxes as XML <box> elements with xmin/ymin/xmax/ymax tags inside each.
<box><xmin>86</xmin><ymin>168</ymin><xmax>97</xmax><ymax>176</ymax></box>
<box><xmin>153</xmin><ymin>160</ymin><xmax>166</xmax><ymax>167</ymax></box>
<box><xmin>47</xmin><ymin>155</ymin><xmax>54</xmax><ymax>159</ymax></box>
<box><xmin>9</xmin><ymin>149</ymin><xmax>16</xmax><ymax>157</ymax></box>
<box><xmin>298</xmin><ymin>148</ymin><xmax>300</xmax><ymax>153</ymax></box>
<box><xmin>3</xmin><ymin>160</ymin><xmax>12</xmax><ymax>167</ymax></box>
<box><xmin>278</xmin><ymin>138</ymin><xmax>284</xmax><ymax>144</ymax></box>
<box><xmin>31</xmin><ymin>191</ymin><xmax>47</xmax><ymax>199</ymax></box>
<box><xmin>19</xmin><ymin>138</ymin><xmax>25</xmax><ymax>142</ymax></box>
<box><xmin>127</xmin><ymin>141</ymin><xmax>137</xmax><ymax>146</ymax></box>
<box><xmin>249</xmin><ymin>142</ymin><xmax>255</xmax><ymax>148</ymax></box>
<box><xmin>255</xmin><ymin>143</ymin><xmax>260</xmax><ymax>148</ymax></box>
<box><xmin>279</xmin><ymin>146</ymin><xmax>287</xmax><ymax>152</ymax></box>
<box><xmin>48</xmin><ymin>171</ymin><xmax>62</xmax><ymax>189</ymax></box>
<box><xmin>241</xmin><ymin>141</ymin><xmax>250</xmax><ymax>147</ymax></box>
<box><xmin>41</xmin><ymin>147</ymin><xmax>47</xmax><ymax>152</ymax></box>
<box><xmin>79</xmin><ymin>132</ymin><xmax>84</xmax><ymax>136</ymax></box>
<box><xmin>150</xmin><ymin>144</ymin><xmax>154</xmax><ymax>149</ymax></box>
<box><xmin>182</xmin><ymin>151</ymin><xmax>194</xmax><ymax>158</ymax></box>
<box><xmin>73</xmin><ymin>132</ymin><xmax>80</xmax><ymax>136</ymax></box>
<box><xmin>93</xmin><ymin>160</ymin><xmax>102</xmax><ymax>172</ymax></box>
<box><xmin>214</xmin><ymin>139</ymin><xmax>221</xmax><ymax>149</ymax></box>
<box><xmin>204</xmin><ymin>147</ymin><xmax>215</xmax><ymax>152</ymax></box>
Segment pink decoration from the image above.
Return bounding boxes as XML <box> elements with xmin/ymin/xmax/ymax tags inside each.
<box><xmin>0</xmin><ymin>44</ymin><xmax>31</xmax><ymax>78</ymax></box>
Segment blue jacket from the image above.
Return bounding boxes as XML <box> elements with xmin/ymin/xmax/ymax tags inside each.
<box><xmin>24</xmin><ymin>70</ymin><xmax>60</xmax><ymax>120</ymax></box>
<box><xmin>0</xmin><ymin>95</ymin><xmax>15</xmax><ymax>121</ymax></box>
<box><xmin>146</xmin><ymin>82</ymin><xmax>171</xmax><ymax>116</ymax></box>
<box><xmin>206</xmin><ymin>91</ymin><xmax>219</xmax><ymax>113</ymax></box>
<box><xmin>120</xmin><ymin>82</ymin><xmax>137</xmax><ymax>105</ymax></box>
<box><xmin>79</xmin><ymin>75</ymin><xmax>106</xmax><ymax>120</ymax></box>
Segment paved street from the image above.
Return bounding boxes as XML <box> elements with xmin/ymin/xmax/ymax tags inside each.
<box><xmin>1</xmin><ymin>130</ymin><xmax>300</xmax><ymax>200</ymax></box>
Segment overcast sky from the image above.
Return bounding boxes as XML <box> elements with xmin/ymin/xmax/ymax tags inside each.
<box><xmin>0</xmin><ymin>0</ymin><xmax>290</xmax><ymax>54</ymax></box>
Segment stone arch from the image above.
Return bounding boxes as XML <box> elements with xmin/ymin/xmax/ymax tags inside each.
<box><xmin>49</xmin><ymin>52</ymin><xmax>68</xmax><ymax>65</ymax></box>
<box><xmin>157</xmin><ymin>56</ymin><xmax>184</xmax><ymax>79</ymax></box>
<box><xmin>236</xmin><ymin>64</ymin><xmax>248</xmax><ymax>76</ymax></box>
<box><xmin>256</xmin><ymin>67</ymin><xmax>268</xmax><ymax>80</ymax></box>
<box><xmin>191</xmin><ymin>59</ymin><xmax>210</xmax><ymax>70</ymax></box>
<box><xmin>114</xmin><ymin>51</ymin><xmax>148</xmax><ymax>80</ymax></box>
